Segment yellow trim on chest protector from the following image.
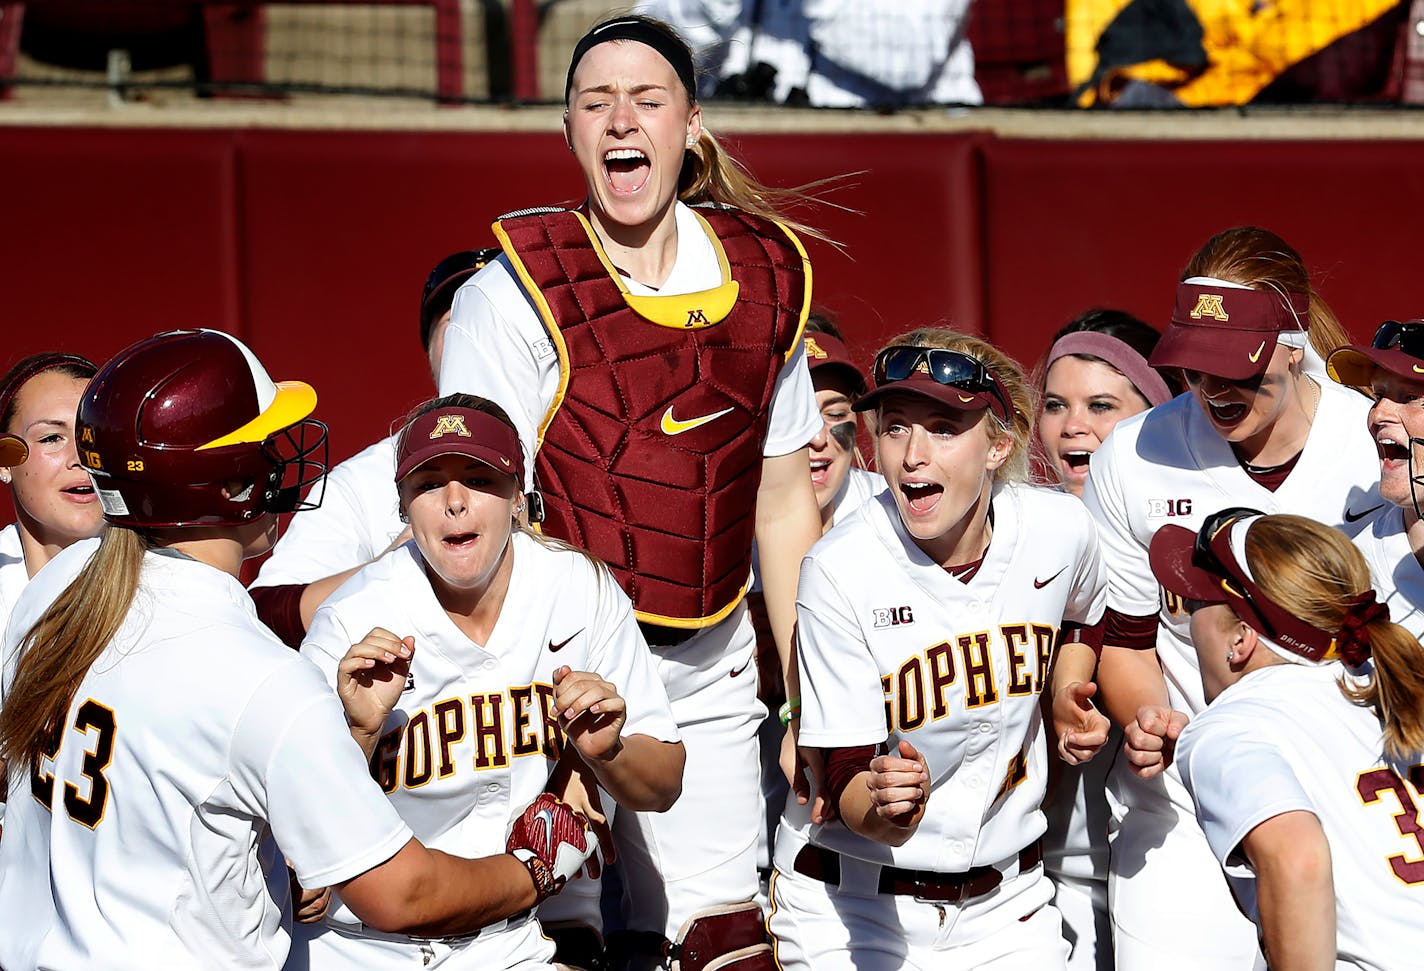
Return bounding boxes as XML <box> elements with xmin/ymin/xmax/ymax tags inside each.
<box><xmin>571</xmin><ymin>210</ymin><xmax>740</xmax><ymax>329</ymax></box>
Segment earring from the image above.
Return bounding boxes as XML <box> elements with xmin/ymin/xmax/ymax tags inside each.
<box><xmin>686</xmin><ymin>135</ymin><xmax>697</xmax><ymax>148</ymax></box>
<box><xmin>1226</xmin><ymin>650</ymin><xmax>1236</xmax><ymax>662</ymax></box>
<box><xmin>0</xmin><ymin>469</ymin><xmax>9</xmax><ymax>484</ymax></box>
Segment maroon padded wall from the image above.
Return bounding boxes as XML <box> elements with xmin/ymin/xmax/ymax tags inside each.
<box><xmin>3</xmin><ymin>124</ymin><xmax>1422</xmax><ymax>528</ymax></box>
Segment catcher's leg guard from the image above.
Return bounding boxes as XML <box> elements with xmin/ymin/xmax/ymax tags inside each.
<box><xmin>607</xmin><ymin>903</ymin><xmax>775</xmax><ymax>971</ymax></box>
<box><xmin>545</xmin><ymin>921</ymin><xmax>607</xmax><ymax>971</ymax></box>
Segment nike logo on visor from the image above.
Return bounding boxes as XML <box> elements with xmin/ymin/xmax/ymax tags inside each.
<box><xmin>1247</xmin><ymin>341</ymin><xmax>1267</xmax><ymax>364</ymax></box>
<box><xmin>661</xmin><ymin>405</ymin><xmax>733</xmax><ymax>436</ymax></box>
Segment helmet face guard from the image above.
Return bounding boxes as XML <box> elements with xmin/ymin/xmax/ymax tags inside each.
<box><xmin>262</xmin><ymin>418</ymin><xmax>329</xmax><ymax>515</ymax></box>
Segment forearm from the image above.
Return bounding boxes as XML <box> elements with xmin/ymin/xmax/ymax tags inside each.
<box><xmin>754</xmin><ymin>449</ymin><xmax>821</xmax><ymax>690</ymax></box>
<box><xmin>1050</xmin><ymin>641</ymin><xmax>1097</xmax><ymax>695</ymax></box>
<box><xmin>1095</xmin><ymin>646</ymin><xmax>1169</xmax><ymax>730</ymax></box>
<box><xmin>299</xmin><ymin>567</ymin><xmax>364</xmax><ymax>632</ymax></box>
<box><xmin>1247</xmin><ymin>813</ymin><xmax>1335</xmax><ymax>971</ymax></box>
<box><xmin>838</xmin><ymin>771</ymin><xmax>921</xmax><ymax>847</ymax></box>
<box><xmin>338</xmin><ymin>839</ymin><xmax>539</xmax><ymax>936</ymax></box>
<box><xmin>585</xmin><ymin>737</ymin><xmax>685</xmax><ymax>812</ymax></box>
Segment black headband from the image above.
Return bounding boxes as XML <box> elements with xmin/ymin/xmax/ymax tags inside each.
<box><xmin>564</xmin><ymin>17</ymin><xmax>697</xmax><ymax>104</ymax></box>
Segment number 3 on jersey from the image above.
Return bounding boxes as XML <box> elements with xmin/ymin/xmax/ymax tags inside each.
<box><xmin>30</xmin><ymin>699</ymin><xmax>117</xmax><ymax>829</ymax></box>
<box><xmin>1358</xmin><ymin>764</ymin><xmax>1424</xmax><ymax>885</ymax></box>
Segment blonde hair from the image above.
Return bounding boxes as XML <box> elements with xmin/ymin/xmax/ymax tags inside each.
<box><xmin>876</xmin><ymin>328</ymin><xmax>1036</xmax><ymax>486</ymax></box>
<box><xmin>1183</xmin><ymin>226</ymin><xmax>1351</xmax><ymax>367</ymax></box>
<box><xmin>0</xmin><ymin>528</ymin><xmax>149</xmax><ymax>772</ymax></box>
<box><xmin>1244</xmin><ymin>514</ymin><xmax>1424</xmax><ymax>759</ymax></box>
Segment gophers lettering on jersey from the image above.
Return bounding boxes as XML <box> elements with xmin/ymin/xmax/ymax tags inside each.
<box><xmin>366</xmin><ymin>682</ymin><xmax>566</xmax><ymax>793</ymax></box>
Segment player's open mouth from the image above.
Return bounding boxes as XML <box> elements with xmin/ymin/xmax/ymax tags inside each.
<box><xmin>901</xmin><ymin>480</ymin><xmax>943</xmax><ymax>515</ymax></box>
<box><xmin>809</xmin><ymin>457</ymin><xmax>832</xmax><ymax>486</ymax></box>
<box><xmin>1060</xmin><ymin>450</ymin><xmax>1092</xmax><ymax>474</ymax></box>
<box><xmin>1377</xmin><ymin>435</ymin><xmax>1409</xmax><ymax>465</ymax></box>
<box><xmin>604</xmin><ymin>148</ymin><xmax>650</xmax><ymax>195</ymax></box>
<box><xmin>443</xmin><ymin>531</ymin><xmax>479</xmax><ymax>549</ymax></box>
<box><xmin>61</xmin><ymin>482</ymin><xmax>96</xmax><ymax>503</ymax></box>
<box><xmin>1206</xmin><ymin>400</ymin><xmax>1248</xmax><ymax>425</ymax></box>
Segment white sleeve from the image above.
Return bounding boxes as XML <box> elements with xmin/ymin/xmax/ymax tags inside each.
<box><xmin>1064</xmin><ymin>503</ymin><xmax>1108</xmax><ymax>627</ymax></box>
<box><xmin>762</xmin><ymin>342</ymin><xmax>821</xmax><ymax>457</ymax></box>
<box><xmin>1178</xmin><ymin>716</ymin><xmax>1318</xmax><ymax>871</ymax></box>
<box><xmin>440</xmin><ymin>268</ymin><xmax>550</xmax><ymax>489</ymax></box>
<box><xmin>229</xmin><ymin>658</ymin><xmax>413</xmax><ymax>888</ymax></box>
<box><xmin>802</xmin><ymin>0</ymin><xmax>970</xmax><ymax>90</ymax></box>
<box><xmin>584</xmin><ymin>569</ymin><xmax>680</xmax><ymax>743</ymax></box>
<box><xmin>795</xmin><ymin>555</ymin><xmax>888</xmax><ymax>748</ymax></box>
<box><xmin>252</xmin><ymin>461</ymin><xmax>385</xmax><ymax>589</ymax></box>
<box><xmin>1082</xmin><ymin>431</ymin><xmax>1159</xmax><ymax>619</ymax></box>
<box><xmin>298</xmin><ymin>603</ymin><xmax>355</xmax><ymax>694</ymax></box>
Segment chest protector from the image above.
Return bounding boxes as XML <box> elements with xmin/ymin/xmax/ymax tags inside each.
<box><xmin>494</xmin><ymin>206</ymin><xmax>810</xmax><ymax>630</ymax></box>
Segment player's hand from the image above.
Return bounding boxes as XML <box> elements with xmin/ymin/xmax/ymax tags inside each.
<box><xmin>507</xmin><ymin>793</ymin><xmax>599</xmax><ymax>902</ymax></box>
<box><xmin>1052</xmin><ymin>680</ymin><xmax>1111</xmax><ymax>765</ymax></box>
<box><xmin>786</xmin><ymin>727</ymin><xmax>836</xmax><ymax>825</ymax></box>
<box><xmin>544</xmin><ymin>747</ymin><xmax>616</xmax><ymax>877</ymax></box>
<box><xmin>552</xmin><ymin>666</ymin><xmax>627</xmax><ymax>763</ymax></box>
<box><xmin>287</xmin><ymin>866</ymin><xmax>332</xmax><ymax>924</ymax></box>
<box><xmin>867</xmin><ymin>739</ymin><xmax>930</xmax><ymax>828</ymax></box>
<box><xmin>337</xmin><ymin>628</ymin><xmax>414</xmax><ymax>740</ymax></box>
<box><xmin>1123</xmin><ymin>705</ymin><xmax>1190</xmax><ymax>779</ymax></box>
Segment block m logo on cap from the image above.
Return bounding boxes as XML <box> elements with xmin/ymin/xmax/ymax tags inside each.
<box><xmin>804</xmin><ymin>336</ymin><xmax>829</xmax><ymax>359</ymax></box>
<box><xmin>428</xmin><ymin>414</ymin><xmax>471</xmax><ymax>440</ymax></box>
<box><xmin>1189</xmin><ymin>294</ymin><xmax>1230</xmax><ymax>322</ymax></box>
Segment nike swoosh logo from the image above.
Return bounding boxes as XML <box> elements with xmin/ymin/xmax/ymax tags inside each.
<box><xmin>1413</xmin><ymin>364</ymin><xmax>1424</xmax><ymax>375</ymax></box>
<box><xmin>500</xmin><ymin>456</ymin><xmax>511</xmax><ymax>467</ymax></box>
<box><xmin>548</xmin><ymin>628</ymin><xmax>585</xmax><ymax>653</ymax></box>
<box><xmin>957</xmin><ymin>394</ymin><xmax>977</xmax><ymax>403</ymax></box>
<box><xmin>1344</xmin><ymin>503</ymin><xmax>1384</xmax><ymax>523</ymax></box>
<box><xmin>1247</xmin><ymin>340</ymin><xmax>1266</xmax><ymax>364</ymax></box>
<box><xmin>660</xmin><ymin>405</ymin><xmax>733</xmax><ymax>436</ymax></box>
<box><xmin>729</xmin><ymin>659</ymin><xmax>751</xmax><ymax>677</ymax></box>
<box><xmin>1034</xmin><ymin>568</ymin><xmax>1066</xmax><ymax>589</ymax></box>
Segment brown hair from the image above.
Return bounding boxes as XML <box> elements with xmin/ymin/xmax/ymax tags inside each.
<box><xmin>0</xmin><ymin>352</ymin><xmax>97</xmax><ymax>433</ymax></box>
<box><xmin>876</xmin><ymin>328</ymin><xmax>1036</xmax><ymax>486</ymax></box>
<box><xmin>1245</xmin><ymin>514</ymin><xmax>1424</xmax><ymax>759</ymax></box>
<box><xmin>0</xmin><ymin>528</ymin><xmax>149</xmax><ymax>772</ymax></box>
<box><xmin>1182</xmin><ymin>227</ymin><xmax>1351</xmax><ymax>367</ymax></box>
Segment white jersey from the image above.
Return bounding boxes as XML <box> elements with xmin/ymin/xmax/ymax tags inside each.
<box><xmin>1178</xmin><ymin>663</ymin><xmax>1424</xmax><ymax>970</ymax></box>
<box><xmin>297</xmin><ymin>532</ymin><xmax>679</xmax><ymax>960</ymax></box>
<box><xmin>251</xmin><ymin>435</ymin><xmax>403</xmax><ymax>589</ymax></box>
<box><xmin>828</xmin><ymin>466</ymin><xmax>887</xmax><ymax>528</ymax></box>
<box><xmin>1352</xmin><ymin>503</ymin><xmax>1424</xmax><ymax>641</ymax></box>
<box><xmin>0</xmin><ymin>539</ymin><xmax>413</xmax><ymax>971</ymax></box>
<box><xmin>440</xmin><ymin>200</ymin><xmax>821</xmax><ymax>489</ymax></box>
<box><xmin>795</xmin><ymin>483</ymin><xmax>1106</xmax><ymax>871</ymax></box>
<box><xmin>1083</xmin><ymin>382</ymin><xmax>1379</xmax><ymax>797</ymax></box>
<box><xmin>0</xmin><ymin>522</ymin><xmax>27</xmax><ymax>623</ymax></box>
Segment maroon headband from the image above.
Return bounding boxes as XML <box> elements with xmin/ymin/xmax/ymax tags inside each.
<box><xmin>1045</xmin><ymin>332</ymin><xmax>1172</xmax><ymax>407</ymax></box>
<box><xmin>0</xmin><ymin>352</ymin><xmax>97</xmax><ymax>428</ymax></box>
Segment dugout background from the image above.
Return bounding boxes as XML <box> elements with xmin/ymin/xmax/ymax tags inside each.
<box><xmin>2</xmin><ymin>119</ymin><xmax>1421</xmax><ymax>525</ymax></box>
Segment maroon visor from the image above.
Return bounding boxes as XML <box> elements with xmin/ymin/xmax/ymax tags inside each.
<box><xmin>395</xmin><ymin>407</ymin><xmax>524</xmax><ymax>484</ymax></box>
<box><xmin>1149</xmin><ymin>283</ymin><xmax>1310</xmax><ymax>381</ymax></box>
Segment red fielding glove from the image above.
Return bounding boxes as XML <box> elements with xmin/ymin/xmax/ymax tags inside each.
<box><xmin>506</xmin><ymin>793</ymin><xmax>599</xmax><ymax>901</ymax></box>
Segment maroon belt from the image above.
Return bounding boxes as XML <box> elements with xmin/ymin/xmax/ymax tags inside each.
<box><xmin>792</xmin><ymin>840</ymin><xmax>1043</xmax><ymax>903</ymax></box>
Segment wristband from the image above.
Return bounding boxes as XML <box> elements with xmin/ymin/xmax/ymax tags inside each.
<box><xmin>778</xmin><ymin>697</ymin><xmax>801</xmax><ymax>727</ymax></box>
<box><xmin>511</xmin><ymin>849</ymin><xmax>559</xmax><ymax>901</ymax></box>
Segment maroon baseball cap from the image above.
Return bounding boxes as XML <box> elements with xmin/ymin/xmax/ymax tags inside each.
<box><xmin>1149</xmin><ymin>510</ymin><xmax>1341</xmax><ymax>663</ymax></box>
<box><xmin>853</xmin><ymin>345</ymin><xmax>1014</xmax><ymax>423</ymax></box>
<box><xmin>803</xmin><ymin>332</ymin><xmax>868</xmax><ymax>396</ymax></box>
<box><xmin>1327</xmin><ymin>320</ymin><xmax>1424</xmax><ymax>388</ymax></box>
<box><xmin>395</xmin><ymin>406</ymin><xmax>524</xmax><ymax>484</ymax></box>
<box><xmin>1149</xmin><ymin>282</ymin><xmax>1311</xmax><ymax>381</ymax></box>
<box><xmin>0</xmin><ymin>433</ymin><xmax>26</xmax><ymax>467</ymax></box>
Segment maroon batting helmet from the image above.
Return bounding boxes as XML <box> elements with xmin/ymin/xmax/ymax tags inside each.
<box><xmin>77</xmin><ymin>329</ymin><xmax>328</xmax><ymax>528</ymax></box>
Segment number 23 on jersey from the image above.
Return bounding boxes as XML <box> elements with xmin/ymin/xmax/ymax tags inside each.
<box><xmin>30</xmin><ymin>699</ymin><xmax>117</xmax><ymax>829</ymax></box>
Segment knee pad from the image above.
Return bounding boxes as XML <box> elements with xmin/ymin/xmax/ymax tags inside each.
<box><xmin>608</xmin><ymin>903</ymin><xmax>775</xmax><ymax>971</ymax></box>
<box><xmin>545</xmin><ymin>921</ymin><xmax>607</xmax><ymax>971</ymax></box>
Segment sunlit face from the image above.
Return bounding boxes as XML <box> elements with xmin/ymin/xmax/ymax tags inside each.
<box><xmin>809</xmin><ymin>374</ymin><xmax>858</xmax><ymax>517</ymax></box>
<box><xmin>1188</xmin><ymin>602</ymin><xmax>1244</xmax><ymax>703</ymax></box>
<box><xmin>564</xmin><ymin>40</ymin><xmax>701</xmax><ymax>237</ymax></box>
<box><xmin>4</xmin><ymin>371</ymin><xmax>103</xmax><ymax>549</ymax></box>
<box><xmin>1182</xmin><ymin>343</ymin><xmax>1302</xmax><ymax>454</ymax></box>
<box><xmin>1367</xmin><ymin>369</ymin><xmax>1424</xmax><ymax>515</ymax></box>
<box><xmin>399</xmin><ymin>454</ymin><xmax>520</xmax><ymax>605</ymax></box>
<box><xmin>1039</xmin><ymin>356</ymin><xmax>1151</xmax><ymax>497</ymax></box>
<box><xmin>875</xmin><ymin>394</ymin><xmax>1009</xmax><ymax>566</ymax></box>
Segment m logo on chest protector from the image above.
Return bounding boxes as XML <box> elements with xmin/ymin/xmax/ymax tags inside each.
<box><xmin>873</xmin><ymin>606</ymin><xmax>915</xmax><ymax>629</ymax></box>
<box><xmin>685</xmin><ymin>309</ymin><xmax>709</xmax><ymax>328</ymax></box>
<box><xmin>428</xmin><ymin>414</ymin><xmax>471</xmax><ymax>439</ymax></box>
<box><xmin>1188</xmin><ymin>294</ymin><xmax>1229</xmax><ymax>321</ymax></box>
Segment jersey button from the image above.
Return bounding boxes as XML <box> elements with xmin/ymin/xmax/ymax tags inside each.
<box><xmin>951</xmin><ymin>841</ymin><xmax>966</xmax><ymax>855</ymax></box>
<box><xmin>486</xmin><ymin>782</ymin><xmax>500</xmax><ymax>793</ymax></box>
<box><xmin>967</xmin><ymin>776</ymin><xmax>982</xmax><ymax>789</ymax></box>
<box><xmin>481</xmin><ymin>659</ymin><xmax>498</xmax><ymax>671</ymax></box>
<box><xmin>978</xmin><ymin>723</ymin><xmax>991</xmax><ymax>734</ymax></box>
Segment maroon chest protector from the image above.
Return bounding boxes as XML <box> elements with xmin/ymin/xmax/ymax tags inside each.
<box><xmin>495</xmin><ymin>205</ymin><xmax>810</xmax><ymax>630</ymax></box>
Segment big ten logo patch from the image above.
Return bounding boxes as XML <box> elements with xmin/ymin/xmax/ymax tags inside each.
<box><xmin>367</xmin><ymin>682</ymin><xmax>564</xmax><ymax>793</ymax></box>
<box><xmin>531</xmin><ymin>338</ymin><xmax>556</xmax><ymax>360</ymax></box>
<box><xmin>873</xmin><ymin>605</ymin><xmax>915</xmax><ymax>629</ymax></box>
<box><xmin>1146</xmin><ymin>498</ymin><xmax>1193</xmax><ymax>519</ymax></box>
<box><xmin>878</xmin><ymin>624</ymin><xmax>1057</xmax><ymax>733</ymax></box>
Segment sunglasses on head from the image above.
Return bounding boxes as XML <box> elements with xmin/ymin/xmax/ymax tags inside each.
<box><xmin>1193</xmin><ymin>506</ymin><xmax>1267</xmax><ymax>612</ymax></box>
<box><xmin>872</xmin><ymin>346</ymin><xmax>1014</xmax><ymax>420</ymax></box>
<box><xmin>1372</xmin><ymin>320</ymin><xmax>1424</xmax><ymax>359</ymax></box>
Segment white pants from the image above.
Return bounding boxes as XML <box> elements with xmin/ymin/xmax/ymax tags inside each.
<box><xmin>767</xmin><ymin>857</ymin><xmax>1067</xmax><ymax>970</ymax></box>
<box><xmin>615</xmin><ymin>605</ymin><xmax>765</xmax><ymax>941</ymax></box>
<box><xmin>287</xmin><ymin>914</ymin><xmax>560</xmax><ymax>971</ymax></box>
<box><xmin>1107</xmin><ymin>766</ymin><xmax>1264</xmax><ymax>970</ymax></box>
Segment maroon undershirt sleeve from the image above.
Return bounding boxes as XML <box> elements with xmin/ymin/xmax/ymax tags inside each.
<box><xmin>1059</xmin><ymin>618</ymin><xmax>1106</xmax><ymax>657</ymax></box>
<box><xmin>823</xmin><ymin>743</ymin><xmax>883</xmax><ymax>812</ymax></box>
<box><xmin>1102</xmin><ymin>608</ymin><xmax>1159</xmax><ymax>651</ymax></box>
<box><xmin>250</xmin><ymin>584</ymin><xmax>308</xmax><ymax>650</ymax></box>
